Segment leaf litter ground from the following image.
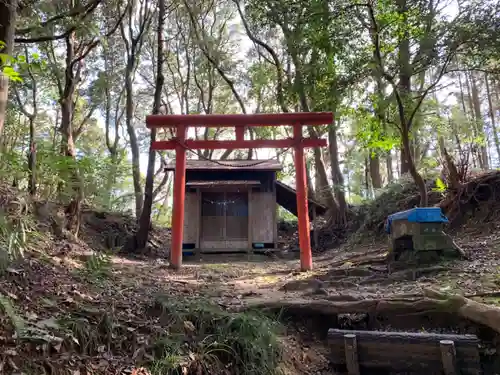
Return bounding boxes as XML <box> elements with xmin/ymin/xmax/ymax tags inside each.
<box><xmin>2</xmin><ymin>225</ymin><xmax>500</xmax><ymax>374</ymax></box>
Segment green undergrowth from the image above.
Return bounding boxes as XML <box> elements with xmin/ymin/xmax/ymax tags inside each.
<box><xmin>0</xmin><ymin>194</ymin><xmax>40</xmax><ymax>274</ymax></box>
<box><xmin>81</xmin><ymin>251</ymin><xmax>113</xmax><ymax>281</ymax></box>
<box><xmin>151</xmin><ymin>295</ymin><xmax>284</xmax><ymax>375</ymax></box>
<box><xmin>349</xmin><ymin>176</ymin><xmax>442</xmax><ymax>242</ymax></box>
<box><xmin>0</xmin><ymin>290</ymin><xmax>284</xmax><ymax>375</ymax></box>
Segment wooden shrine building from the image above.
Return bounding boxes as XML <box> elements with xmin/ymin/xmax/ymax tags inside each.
<box><xmin>164</xmin><ymin>159</ymin><xmax>327</xmax><ymax>254</ymax></box>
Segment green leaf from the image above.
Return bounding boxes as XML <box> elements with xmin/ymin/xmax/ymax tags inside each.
<box><xmin>0</xmin><ymin>53</ymin><xmax>14</xmax><ymax>65</ymax></box>
<box><xmin>433</xmin><ymin>177</ymin><xmax>447</xmax><ymax>193</ymax></box>
<box><xmin>2</xmin><ymin>66</ymin><xmax>22</xmax><ymax>82</ymax></box>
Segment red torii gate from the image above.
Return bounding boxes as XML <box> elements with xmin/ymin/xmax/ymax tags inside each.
<box><xmin>145</xmin><ymin>112</ymin><xmax>332</xmax><ymax>271</ymax></box>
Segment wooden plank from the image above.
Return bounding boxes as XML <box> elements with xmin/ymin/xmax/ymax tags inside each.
<box><xmin>272</xmin><ymin>182</ymin><xmax>278</xmax><ymax>248</ymax></box>
<box><xmin>187</xmin><ymin>247</ymin><xmax>282</xmax><ymax>255</ymax></box>
<box><xmin>200</xmin><ymin>240</ymin><xmax>226</xmax><ymax>249</ymax></box>
<box><xmin>183</xmin><ymin>192</ymin><xmax>198</xmax><ymax>243</ymax></box>
<box><xmin>195</xmin><ymin>188</ymin><xmax>201</xmax><ymax>261</ymax></box>
<box><xmin>440</xmin><ymin>340</ymin><xmax>457</xmax><ymax>375</ymax></box>
<box><xmin>344</xmin><ymin>334</ymin><xmax>360</xmax><ymax>375</ymax></box>
<box><xmin>225</xmin><ymin>240</ymin><xmax>248</xmax><ymax>249</ymax></box>
<box><xmin>251</xmin><ymin>192</ymin><xmax>274</xmax><ymax>243</ymax></box>
<box><xmin>248</xmin><ymin>189</ymin><xmax>253</xmax><ymax>260</ymax></box>
<box><xmin>223</xmin><ymin>191</ymin><xmax>227</xmax><ymax>242</ymax></box>
<box><xmin>198</xmin><ymin>248</ymin><xmax>254</xmax><ymax>254</ymax></box>
<box><xmin>328</xmin><ymin>329</ymin><xmax>480</xmax><ymax>375</ymax></box>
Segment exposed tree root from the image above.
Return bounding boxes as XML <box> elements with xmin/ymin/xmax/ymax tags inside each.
<box><xmin>243</xmin><ymin>288</ymin><xmax>500</xmax><ymax>335</ymax></box>
<box><xmin>422</xmin><ymin>288</ymin><xmax>500</xmax><ymax>334</ymax></box>
<box><xmin>441</xmin><ymin>170</ymin><xmax>500</xmax><ymax>227</ymax></box>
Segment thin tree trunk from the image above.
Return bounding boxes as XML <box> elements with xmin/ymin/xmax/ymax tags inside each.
<box><xmin>465</xmin><ymin>72</ymin><xmax>483</xmax><ymax>169</ymax></box>
<box><xmin>457</xmin><ymin>71</ymin><xmax>469</xmax><ymax>116</ymax></box>
<box><xmin>136</xmin><ymin>0</ymin><xmax>166</xmax><ymax>250</ymax></box>
<box><xmin>400</xmin><ymin>144</ymin><xmax>411</xmax><ymax>174</ymax></box>
<box><xmin>470</xmin><ymin>72</ymin><xmax>489</xmax><ymax>169</ymax></box>
<box><xmin>369</xmin><ymin>151</ymin><xmax>382</xmax><ymax>189</ymax></box>
<box><xmin>397</xmin><ymin>0</ymin><xmax>411</xmax><ymax>176</ymax></box>
<box><xmin>328</xmin><ymin>120</ymin><xmax>347</xmax><ymax>225</ymax></box>
<box><xmin>395</xmin><ymin>150</ymin><xmax>401</xmax><ymax>177</ymax></box>
<box><xmin>306</xmin><ymin>155</ymin><xmax>315</xmax><ymax>200</ymax></box>
<box><xmin>120</xmin><ymin>1</ymin><xmax>152</xmax><ymax>219</ymax></box>
<box><xmin>125</xmin><ymin>72</ymin><xmax>144</xmax><ymax>218</ymax></box>
<box><xmin>0</xmin><ymin>0</ymin><xmax>18</xmax><ymax>139</ymax></box>
<box><xmin>59</xmin><ymin>32</ymin><xmax>85</xmax><ymax>236</ymax></box>
<box><xmin>397</xmin><ymin>0</ymin><xmax>427</xmax><ymax>206</ymax></box>
<box><xmin>312</xmin><ymin>146</ymin><xmax>334</xmax><ymax>207</ymax></box>
<box><xmin>27</xmin><ymin>116</ymin><xmax>36</xmax><ymax>195</ymax></box>
<box><xmin>485</xmin><ymin>73</ymin><xmax>500</xmax><ymax>164</ymax></box>
<box><xmin>386</xmin><ymin>151</ymin><xmax>393</xmax><ymax>183</ymax></box>
<box><xmin>364</xmin><ymin>156</ymin><xmax>370</xmax><ymax>198</ymax></box>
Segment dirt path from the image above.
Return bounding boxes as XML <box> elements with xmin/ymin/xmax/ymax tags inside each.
<box><xmin>131</xmin><ymin>234</ymin><xmax>500</xmax><ymax>307</ymax></box>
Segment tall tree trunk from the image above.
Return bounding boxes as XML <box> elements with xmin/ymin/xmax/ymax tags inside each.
<box><xmin>397</xmin><ymin>0</ymin><xmax>411</xmax><ymax>176</ymax></box>
<box><xmin>400</xmin><ymin>145</ymin><xmax>411</xmax><ymax>175</ymax></box>
<box><xmin>369</xmin><ymin>151</ymin><xmax>382</xmax><ymax>189</ymax></box>
<box><xmin>485</xmin><ymin>73</ymin><xmax>500</xmax><ymax>164</ymax></box>
<box><xmin>386</xmin><ymin>151</ymin><xmax>394</xmax><ymax>183</ymax></box>
<box><xmin>286</xmin><ymin>42</ymin><xmax>337</xmax><ymax>211</ymax></box>
<box><xmin>397</xmin><ymin>0</ymin><xmax>427</xmax><ymax>206</ymax></box>
<box><xmin>120</xmin><ymin>0</ymin><xmax>152</xmax><ymax>219</ymax></box>
<box><xmin>125</xmin><ymin>71</ymin><xmax>144</xmax><ymax>218</ymax></box>
<box><xmin>328</xmin><ymin>120</ymin><xmax>347</xmax><ymax>225</ymax></box>
<box><xmin>364</xmin><ymin>156</ymin><xmax>370</xmax><ymax>198</ymax></box>
<box><xmin>469</xmin><ymin>72</ymin><xmax>489</xmax><ymax>169</ymax></box>
<box><xmin>27</xmin><ymin>116</ymin><xmax>36</xmax><ymax>195</ymax></box>
<box><xmin>465</xmin><ymin>72</ymin><xmax>483</xmax><ymax>169</ymax></box>
<box><xmin>59</xmin><ymin>33</ymin><xmax>85</xmax><ymax>236</ymax></box>
<box><xmin>103</xmin><ymin>45</ymin><xmax>122</xmax><ymax>208</ymax></box>
<box><xmin>306</xmin><ymin>157</ymin><xmax>315</xmax><ymax>200</ymax></box>
<box><xmin>0</xmin><ymin>0</ymin><xmax>18</xmax><ymax>139</ymax></box>
<box><xmin>402</xmin><ymin>130</ymin><xmax>428</xmax><ymax>206</ymax></box>
<box><xmin>312</xmin><ymin>146</ymin><xmax>334</xmax><ymax>208</ymax></box>
<box><xmin>136</xmin><ymin>0</ymin><xmax>166</xmax><ymax>250</ymax></box>
<box><xmin>369</xmin><ymin>26</ymin><xmax>385</xmax><ymax>187</ymax></box>
<box><xmin>60</xmin><ymin>99</ymin><xmax>83</xmax><ymax>236</ymax></box>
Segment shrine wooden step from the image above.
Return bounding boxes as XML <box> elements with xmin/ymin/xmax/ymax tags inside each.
<box><xmin>327</xmin><ymin>328</ymin><xmax>481</xmax><ymax>375</ymax></box>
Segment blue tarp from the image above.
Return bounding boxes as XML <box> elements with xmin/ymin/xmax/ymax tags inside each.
<box><xmin>385</xmin><ymin>207</ymin><xmax>449</xmax><ymax>233</ymax></box>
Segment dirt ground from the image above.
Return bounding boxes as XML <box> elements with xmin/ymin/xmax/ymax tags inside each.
<box><xmin>1</xmin><ymin>222</ymin><xmax>500</xmax><ymax>374</ymax></box>
<box><xmin>105</xmin><ymin>228</ymin><xmax>500</xmax><ymax>374</ymax></box>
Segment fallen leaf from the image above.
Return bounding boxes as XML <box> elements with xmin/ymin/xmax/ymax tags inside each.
<box><xmin>36</xmin><ymin>317</ymin><xmax>60</xmax><ymax>330</ymax></box>
<box><xmin>183</xmin><ymin>321</ymin><xmax>196</xmax><ymax>332</ymax></box>
<box><xmin>6</xmin><ymin>268</ymin><xmax>22</xmax><ymax>274</ymax></box>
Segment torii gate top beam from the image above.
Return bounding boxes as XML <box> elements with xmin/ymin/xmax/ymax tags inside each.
<box><xmin>145</xmin><ymin>112</ymin><xmax>333</xmax><ymax>128</ymax></box>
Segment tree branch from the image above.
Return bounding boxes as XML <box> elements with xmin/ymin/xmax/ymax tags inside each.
<box><xmin>15</xmin><ymin>0</ymin><xmax>102</xmax><ymax>35</ymax></box>
<box><xmin>183</xmin><ymin>0</ymin><xmax>247</xmax><ymax>114</ymax></box>
<box><xmin>233</xmin><ymin>0</ymin><xmax>289</xmax><ymax>113</ymax></box>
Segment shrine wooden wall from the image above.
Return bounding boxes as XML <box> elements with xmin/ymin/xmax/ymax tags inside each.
<box><xmin>182</xmin><ymin>186</ymin><xmax>277</xmax><ymax>251</ymax></box>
